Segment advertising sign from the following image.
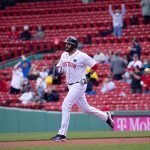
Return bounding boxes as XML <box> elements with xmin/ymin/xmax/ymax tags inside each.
<box><xmin>114</xmin><ymin>116</ymin><xmax>150</xmax><ymax>131</ymax></box>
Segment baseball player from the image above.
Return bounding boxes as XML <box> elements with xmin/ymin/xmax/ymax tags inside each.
<box><xmin>51</xmin><ymin>36</ymin><xmax>114</xmax><ymax>142</ymax></box>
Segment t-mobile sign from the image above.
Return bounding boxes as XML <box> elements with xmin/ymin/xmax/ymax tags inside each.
<box><xmin>114</xmin><ymin>116</ymin><xmax>150</xmax><ymax>131</ymax></box>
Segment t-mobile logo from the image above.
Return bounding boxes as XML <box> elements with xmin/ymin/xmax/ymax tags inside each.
<box><xmin>117</xmin><ymin>118</ymin><xmax>127</xmax><ymax>131</ymax></box>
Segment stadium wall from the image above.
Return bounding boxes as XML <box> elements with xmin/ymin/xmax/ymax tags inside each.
<box><xmin>0</xmin><ymin>107</ymin><xmax>150</xmax><ymax>133</ymax></box>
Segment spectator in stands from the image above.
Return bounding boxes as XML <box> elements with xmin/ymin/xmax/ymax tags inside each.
<box><xmin>36</xmin><ymin>72</ymin><xmax>47</xmax><ymax>99</ymax></box>
<box><xmin>128</xmin><ymin>54</ymin><xmax>142</xmax><ymax>69</ymax></box>
<box><xmin>19</xmin><ymin>90</ymin><xmax>41</xmax><ymax>104</ymax></box>
<box><xmin>143</xmin><ymin>58</ymin><xmax>150</xmax><ymax>70</ymax></box>
<box><xmin>85</xmin><ymin>66</ymin><xmax>98</xmax><ymax>95</ymax></box>
<box><xmin>44</xmin><ymin>85</ymin><xmax>59</xmax><ymax>102</ymax></box>
<box><xmin>141</xmin><ymin>68</ymin><xmax>150</xmax><ymax>93</ymax></box>
<box><xmin>129</xmin><ymin>66</ymin><xmax>142</xmax><ymax>93</ymax></box>
<box><xmin>48</xmin><ymin>60</ymin><xmax>61</xmax><ymax>84</ymax></box>
<box><xmin>110</xmin><ymin>52</ymin><xmax>127</xmax><ymax>80</ymax></box>
<box><xmin>10</xmin><ymin>63</ymin><xmax>24</xmax><ymax>94</ymax></box>
<box><xmin>8</xmin><ymin>26</ymin><xmax>19</xmax><ymax>41</ymax></box>
<box><xmin>19</xmin><ymin>55</ymin><xmax>32</xmax><ymax>78</ymax></box>
<box><xmin>86</xmin><ymin>80</ymin><xmax>96</xmax><ymax>95</ymax></box>
<box><xmin>28</xmin><ymin>64</ymin><xmax>39</xmax><ymax>80</ymax></box>
<box><xmin>100</xmin><ymin>74</ymin><xmax>116</xmax><ymax>93</ymax></box>
<box><xmin>21</xmin><ymin>78</ymin><xmax>32</xmax><ymax>93</ymax></box>
<box><xmin>19</xmin><ymin>90</ymin><xmax>33</xmax><ymax>104</ymax></box>
<box><xmin>105</xmin><ymin>49</ymin><xmax>115</xmax><ymax>64</ymax></box>
<box><xmin>130</xmin><ymin>38</ymin><xmax>141</xmax><ymax>60</ymax></box>
<box><xmin>86</xmin><ymin>66</ymin><xmax>99</xmax><ymax>84</ymax></box>
<box><xmin>122</xmin><ymin>68</ymin><xmax>132</xmax><ymax>84</ymax></box>
<box><xmin>93</xmin><ymin>48</ymin><xmax>106</xmax><ymax>64</ymax></box>
<box><xmin>34</xmin><ymin>25</ymin><xmax>45</xmax><ymax>40</ymax></box>
<box><xmin>20</xmin><ymin>25</ymin><xmax>32</xmax><ymax>41</ymax></box>
<box><xmin>45</xmin><ymin>75</ymin><xmax>53</xmax><ymax>87</ymax></box>
<box><xmin>140</xmin><ymin>0</ymin><xmax>150</xmax><ymax>24</ymax></box>
<box><xmin>40</xmin><ymin>66</ymin><xmax>49</xmax><ymax>78</ymax></box>
<box><xmin>109</xmin><ymin>4</ymin><xmax>126</xmax><ymax>37</ymax></box>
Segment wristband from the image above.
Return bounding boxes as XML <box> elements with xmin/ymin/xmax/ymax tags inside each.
<box><xmin>86</xmin><ymin>72</ymin><xmax>92</xmax><ymax>79</ymax></box>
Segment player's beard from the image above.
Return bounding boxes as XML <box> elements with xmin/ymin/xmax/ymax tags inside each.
<box><xmin>65</xmin><ymin>44</ymin><xmax>74</xmax><ymax>53</ymax></box>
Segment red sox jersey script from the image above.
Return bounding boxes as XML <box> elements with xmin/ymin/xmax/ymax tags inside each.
<box><xmin>57</xmin><ymin>50</ymin><xmax>96</xmax><ymax>84</ymax></box>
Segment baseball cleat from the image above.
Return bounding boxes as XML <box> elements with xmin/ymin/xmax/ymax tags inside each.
<box><xmin>106</xmin><ymin>112</ymin><xmax>114</xmax><ymax>129</ymax></box>
<box><xmin>51</xmin><ymin>134</ymin><xmax>66</xmax><ymax>142</ymax></box>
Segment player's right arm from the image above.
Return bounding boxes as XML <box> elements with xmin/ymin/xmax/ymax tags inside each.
<box><xmin>80</xmin><ymin>53</ymin><xmax>98</xmax><ymax>84</ymax></box>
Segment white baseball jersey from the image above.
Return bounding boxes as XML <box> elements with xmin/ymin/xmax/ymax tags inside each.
<box><xmin>57</xmin><ymin>50</ymin><xmax>96</xmax><ymax>84</ymax></box>
<box><xmin>11</xmin><ymin>69</ymin><xmax>24</xmax><ymax>89</ymax></box>
<box><xmin>56</xmin><ymin>50</ymin><xmax>108</xmax><ymax>136</ymax></box>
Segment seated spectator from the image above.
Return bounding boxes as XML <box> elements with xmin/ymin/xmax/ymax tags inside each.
<box><xmin>110</xmin><ymin>52</ymin><xmax>127</xmax><ymax>80</ymax></box>
<box><xmin>21</xmin><ymin>78</ymin><xmax>32</xmax><ymax>93</ymax></box>
<box><xmin>36</xmin><ymin>72</ymin><xmax>47</xmax><ymax>99</ymax></box>
<box><xmin>19</xmin><ymin>91</ymin><xmax>41</xmax><ymax>104</ymax></box>
<box><xmin>100</xmin><ymin>75</ymin><xmax>116</xmax><ymax>93</ymax></box>
<box><xmin>19</xmin><ymin>91</ymin><xmax>33</xmax><ymax>104</ymax></box>
<box><xmin>128</xmin><ymin>54</ymin><xmax>142</xmax><ymax>69</ymax></box>
<box><xmin>86</xmin><ymin>66</ymin><xmax>98</xmax><ymax>83</ymax></box>
<box><xmin>40</xmin><ymin>66</ymin><xmax>48</xmax><ymax>78</ymax></box>
<box><xmin>105</xmin><ymin>49</ymin><xmax>115</xmax><ymax>64</ymax></box>
<box><xmin>130</xmin><ymin>38</ymin><xmax>141</xmax><ymax>60</ymax></box>
<box><xmin>19</xmin><ymin>55</ymin><xmax>32</xmax><ymax>78</ymax></box>
<box><xmin>34</xmin><ymin>25</ymin><xmax>45</xmax><ymax>40</ymax></box>
<box><xmin>93</xmin><ymin>48</ymin><xmax>106</xmax><ymax>64</ymax></box>
<box><xmin>129</xmin><ymin>66</ymin><xmax>142</xmax><ymax>93</ymax></box>
<box><xmin>44</xmin><ymin>86</ymin><xmax>59</xmax><ymax>102</ymax></box>
<box><xmin>45</xmin><ymin>75</ymin><xmax>53</xmax><ymax>87</ymax></box>
<box><xmin>10</xmin><ymin>63</ymin><xmax>24</xmax><ymax>94</ymax></box>
<box><xmin>20</xmin><ymin>25</ymin><xmax>32</xmax><ymax>41</ymax></box>
<box><xmin>122</xmin><ymin>68</ymin><xmax>132</xmax><ymax>84</ymax></box>
<box><xmin>85</xmin><ymin>66</ymin><xmax>98</xmax><ymax>94</ymax></box>
<box><xmin>28</xmin><ymin>64</ymin><xmax>39</xmax><ymax>80</ymax></box>
<box><xmin>8</xmin><ymin>26</ymin><xmax>19</xmax><ymax>41</ymax></box>
<box><xmin>143</xmin><ymin>58</ymin><xmax>150</xmax><ymax>69</ymax></box>
<box><xmin>48</xmin><ymin>60</ymin><xmax>61</xmax><ymax>84</ymax></box>
<box><xmin>141</xmin><ymin>68</ymin><xmax>150</xmax><ymax>94</ymax></box>
<box><xmin>85</xmin><ymin>80</ymin><xmax>96</xmax><ymax>95</ymax></box>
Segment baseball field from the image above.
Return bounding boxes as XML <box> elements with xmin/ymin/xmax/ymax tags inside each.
<box><xmin>0</xmin><ymin>131</ymin><xmax>150</xmax><ymax>150</ymax></box>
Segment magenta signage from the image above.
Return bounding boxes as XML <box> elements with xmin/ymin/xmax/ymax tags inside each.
<box><xmin>114</xmin><ymin>116</ymin><xmax>150</xmax><ymax>131</ymax></box>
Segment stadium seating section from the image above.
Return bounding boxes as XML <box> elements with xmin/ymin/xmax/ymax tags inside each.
<box><xmin>0</xmin><ymin>0</ymin><xmax>150</xmax><ymax>111</ymax></box>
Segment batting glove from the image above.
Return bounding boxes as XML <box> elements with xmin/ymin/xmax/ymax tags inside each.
<box><xmin>57</xmin><ymin>67</ymin><xmax>63</xmax><ymax>75</ymax></box>
<box><xmin>80</xmin><ymin>77</ymin><xmax>89</xmax><ymax>85</ymax></box>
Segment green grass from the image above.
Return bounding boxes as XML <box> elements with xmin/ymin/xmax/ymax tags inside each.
<box><xmin>0</xmin><ymin>143</ymin><xmax>150</xmax><ymax>150</ymax></box>
<box><xmin>0</xmin><ymin>131</ymin><xmax>150</xmax><ymax>142</ymax></box>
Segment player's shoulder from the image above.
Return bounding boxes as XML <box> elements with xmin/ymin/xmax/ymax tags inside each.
<box><xmin>77</xmin><ymin>50</ymin><xmax>88</xmax><ymax>57</ymax></box>
<box><xmin>60</xmin><ymin>52</ymin><xmax>67</xmax><ymax>58</ymax></box>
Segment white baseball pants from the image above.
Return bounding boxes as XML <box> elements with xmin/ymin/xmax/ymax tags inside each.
<box><xmin>58</xmin><ymin>83</ymin><xmax>108</xmax><ymax>136</ymax></box>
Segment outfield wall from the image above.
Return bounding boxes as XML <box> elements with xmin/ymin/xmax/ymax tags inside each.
<box><xmin>0</xmin><ymin>107</ymin><xmax>110</xmax><ymax>133</ymax></box>
<box><xmin>0</xmin><ymin>107</ymin><xmax>150</xmax><ymax>133</ymax></box>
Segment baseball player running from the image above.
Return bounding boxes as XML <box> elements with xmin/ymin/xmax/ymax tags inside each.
<box><xmin>51</xmin><ymin>36</ymin><xmax>114</xmax><ymax>142</ymax></box>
